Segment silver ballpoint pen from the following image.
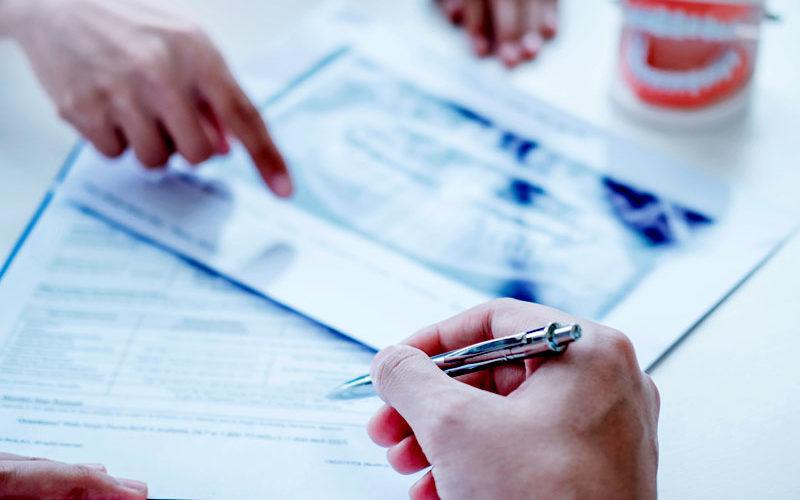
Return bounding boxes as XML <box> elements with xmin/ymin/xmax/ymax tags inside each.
<box><xmin>328</xmin><ymin>322</ymin><xmax>582</xmax><ymax>400</ymax></box>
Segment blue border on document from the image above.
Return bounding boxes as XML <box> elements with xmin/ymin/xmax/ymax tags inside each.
<box><xmin>0</xmin><ymin>142</ymin><xmax>84</xmax><ymax>281</ymax></box>
<box><xmin>262</xmin><ymin>45</ymin><xmax>350</xmax><ymax>109</ymax></box>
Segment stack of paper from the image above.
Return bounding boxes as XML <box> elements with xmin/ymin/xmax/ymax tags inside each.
<box><xmin>0</xmin><ymin>5</ymin><xmax>794</xmax><ymax>498</ymax></box>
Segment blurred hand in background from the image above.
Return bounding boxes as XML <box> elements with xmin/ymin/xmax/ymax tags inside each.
<box><xmin>436</xmin><ymin>0</ymin><xmax>559</xmax><ymax>68</ymax></box>
<box><xmin>0</xmin><ymin>0</ymin><xmax>292</xmax><ymax>197</ymax></box>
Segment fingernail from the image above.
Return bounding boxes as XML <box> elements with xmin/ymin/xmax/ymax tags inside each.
<box><xmin>117</xmin><ymin>478</ymin><xmax>148</xmax><ymax>494</ymax></box>
<box><xmin>521</xmin><ymin>33</ymin><xmax>543</xmax><ymax>58</ymax></box>
<box><xmin>542</xmin><ymin>12</ymin><xmax>558</xmax><ymax>39</ymax></box>
<box><xmin>445</xmin><ymin>2</ymin><xmax>463</xmax><ymax>24</ymax></box>
<box><xmin>498</xmin><ymin>43</ymin><xmax>521</xmax><ymax>67</ymax></box>
<box><xmin>270</xmin><ymin>173</ymin><xmax>294</xmax><ymax>198</ymax></box>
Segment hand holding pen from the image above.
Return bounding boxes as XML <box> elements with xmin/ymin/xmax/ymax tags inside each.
<box><xmin>365</xmin><ymin>299</ymin><xmax>660</xmax><ymax>500</ymax></box>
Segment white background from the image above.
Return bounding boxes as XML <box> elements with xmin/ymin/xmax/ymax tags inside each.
<box><xmin>1</xmin><ymin>0</ymin><xmax>799</xmax><ymax>497</ymax></box>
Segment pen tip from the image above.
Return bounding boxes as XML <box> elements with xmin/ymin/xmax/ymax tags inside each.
<box><xmin>326</xmin><ymin>388</ymin><xmax>345</xmax><ymax>400</ymax></box>
<box><xmin>326</xmin><ymin>376</ymin><xmax>375</xmax><ymax>400</ymax></box>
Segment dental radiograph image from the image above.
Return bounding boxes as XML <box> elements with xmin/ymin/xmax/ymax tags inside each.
<box><xmin>263</xmin><ymin>51</ymin><xmax>714</xmax><ymax>319</ymax></box>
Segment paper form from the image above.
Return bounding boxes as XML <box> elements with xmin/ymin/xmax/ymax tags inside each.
<box><xmin>62</xmin><ymin>154</ymin><xmax>489</xmax><ymax>352</ymax></box>
<box><xmin>61</xmin><ymin>6</ymin><xmax>797</xmax><ymax>368</ymax></box>
<box><xmin>0</xmin><ymin>199</ymin><xmax>412</xmax><ymax>498</ymax></box>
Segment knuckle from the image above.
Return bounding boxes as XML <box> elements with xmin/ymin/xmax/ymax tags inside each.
<box><xmin>140</xmin><ymin>68</ymin><xmax>169</xmax><ymax>93</ymax></box>
<box><xmin>57</xmin><ymin>102</ymin><xmax>76</xmax><ymax>123</ymax></box>
<box><xmin>57</xmin><ymin>88</ymin><xmax>103</xmax><ymax>123</ymax></box>
<box><xmin>81</xmin><ymin>112</ymin><xmax>108</xmax><ymax>132</ymax></box>
<box><xmin>217</xmin><ymin>95</ymin><xmax>239</xmax><ymax>118</ymax></box>
<box><xmin>71</xmin><ymin>464</ymin><xmax>100</xmax><ymax>485</ymax></box>
<box><xmin>56</xmin><ymin>92</ymin><xmax>78</xmax><ymax>121</ymax></box>
<box><xmin>223</xmin><ymin>95</ymin><xmax>260</xmax><ymax>125</ymax></box>
<box><xmin>597</xmin><ymin>326</ymin><xmax>638</xmax><ymax>370</ymax></box>
<box><xmin>148</xmin><ymin>92</ymin><xmax>180</xmax><ymax>119</ymax></box>
<box><xmin>127</xmin><ymin>44</ymin><xmax>171</xmax><ymax>83</ymax></box>
<box><xmin>108</xmin><ymin>90</ymin><xmax>135</xmax><ymax>115</ymax></box>
<box><xmin>580</xmin><ymin>326</ymin><xmax>645</xmax><ymax>392</ymax></box>
<box><xmin>107</xmin><ymin>74</ymin><xmax>132</xmax><ymax>97</ymax></box>
<box><xmin>644</xmin><ymin>373</ymin><xmax>661</xmax><ymax>411</ymax></box>
<box><xmin>60</xmin><ymin>464</ymin><xmax>101</xmax><ymax>497</ymax></box>
<box><xmin>238</xmin><ymin>102</ymin><xmax>262</xmax><ymax>125</ymax></box>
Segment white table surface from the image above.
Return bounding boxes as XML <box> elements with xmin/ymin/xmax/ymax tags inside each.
<box><xmin>1</xmin><ymin>0</ymin><xmax>799</xmax><ymax>498</ymax></box>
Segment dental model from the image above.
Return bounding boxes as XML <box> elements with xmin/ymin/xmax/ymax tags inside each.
<box><xmin>616</xmin><ymin>0</ymin><xmax>763</xmax><ymax>123</ymax></box>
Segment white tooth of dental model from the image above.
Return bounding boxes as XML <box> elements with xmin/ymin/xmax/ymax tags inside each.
<box><xmin>626</xmin><ymin>35</ymin><xmax>741</xmax><ymax>93</ymax></box>
<box><xmin>624</xmin><ymin>5</ymin><xmax>739</xmax><ymax>42</ymax></box>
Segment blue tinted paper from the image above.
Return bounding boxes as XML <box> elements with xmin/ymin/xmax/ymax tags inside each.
<box><xmin>265</xmin><ymin>50</ymin><xmax>714</xmax><ymax>319</ymax></box>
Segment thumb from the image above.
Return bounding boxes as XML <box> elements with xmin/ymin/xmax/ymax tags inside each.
<box><xmin>370</xmin><ymin>345</ymin><xmax>476</xmax><ymax>433</ymax></box>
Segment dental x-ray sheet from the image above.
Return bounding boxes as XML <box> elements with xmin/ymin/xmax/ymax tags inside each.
<box><xmin>62</xmin><ymin>8</ymin><xmax>795</xmax><ymax>368</ymax></box>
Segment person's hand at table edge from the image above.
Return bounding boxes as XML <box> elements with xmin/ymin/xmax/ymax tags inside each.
<box><xmin>368</xmin><ymin>298</ymin><xmax>659</xmax><ymax>500</ymax></box>
<box><xmin>0</xmin><ymin>452</ymin><xmax>147</xmax><ymax>500</ymax></box>
<box><xmin>0</xmin><ymin>0</ymin><xmax>292</xmax><ymax>197</ymax></box>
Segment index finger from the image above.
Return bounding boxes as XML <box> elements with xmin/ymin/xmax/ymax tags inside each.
<box><xmin>404</xmin><ymin>298</ymin><xmax>577</xmax><ymax>355</ymax></box>
<box><xmin>201</xmin><ymin>66</ymin><xmax>293</xmax><ymax>197</ymax></box>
